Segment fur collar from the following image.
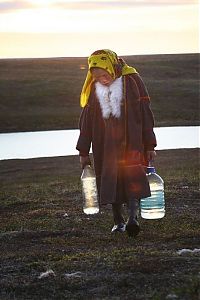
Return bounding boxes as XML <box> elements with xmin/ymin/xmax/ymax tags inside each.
<box><xmin>95</xmin><ymin>77</ymin><xmax>123</xmax><ymax>119</ymax></box>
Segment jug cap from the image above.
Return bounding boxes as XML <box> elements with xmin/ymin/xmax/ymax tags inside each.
<box><xmin>147</xmin><ymin>166</ymin><xmax>156</xmax><ymax>174</ymax></box>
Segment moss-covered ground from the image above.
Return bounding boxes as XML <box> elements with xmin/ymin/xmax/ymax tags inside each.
<box><xmin>0</xmin><ymin>149</ymin><xmax>199</xmax><ymax>300</ymax></box>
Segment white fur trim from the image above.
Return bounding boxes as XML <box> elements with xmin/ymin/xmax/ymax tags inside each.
<box><xmin>95</xmin><ymin>77</ymin><xmax>123</xmax><ymax>119</ymax></box>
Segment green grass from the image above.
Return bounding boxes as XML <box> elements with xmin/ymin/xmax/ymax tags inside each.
<box><xmin>0</xmin><ymin>149</ymin><xmax>199</xmax><ymax>299</ymax></box>
<box><xmin>0</xmin><ymin>53</ymin><xmax>199</xmax><ymax>132</ymax></box>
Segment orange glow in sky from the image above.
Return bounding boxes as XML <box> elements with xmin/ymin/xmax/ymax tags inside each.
<box><xmin>0</xmin><ymin>0</ymin><xmax>199</xmax><ymax>58</ymax></box>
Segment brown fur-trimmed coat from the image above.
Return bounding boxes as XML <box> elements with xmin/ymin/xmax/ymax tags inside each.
<box><xmin>76</xmin><ymin>73</ymin><xmax>157</xmax><ymax>205</ymax></box>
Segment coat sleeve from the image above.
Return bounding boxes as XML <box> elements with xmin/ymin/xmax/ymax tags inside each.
<box><xmin>76</xmin><ymin>103</ymin><xmax>92</xmax><ymax>156</ymax></box>
<box><xmin>132</xmin><ymin>73</ymin><xmax>157</xmax><ymax>150</ymax></box>
<box><xmin>141</xmin><ymin>99</ymin><xmax>157</xmax><ymax>150</ymax></box>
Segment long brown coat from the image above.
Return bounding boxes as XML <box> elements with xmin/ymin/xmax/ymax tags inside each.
<box><xmin>76</xmin><ymin>73</ymin><xmax>157</xmax><ymax>205</ymax></box>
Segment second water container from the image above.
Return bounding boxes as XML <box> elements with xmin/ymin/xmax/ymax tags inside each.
<box><xmin>140</xmin><ymin>166</ymin><xmax>165</xmax><ymax>219</ymax></box>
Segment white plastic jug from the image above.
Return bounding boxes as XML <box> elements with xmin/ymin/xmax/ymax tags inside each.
<box><xmin>81</xmin><ymin>165</ymin><xmax>99</xmax><ymax>215</ymax></box>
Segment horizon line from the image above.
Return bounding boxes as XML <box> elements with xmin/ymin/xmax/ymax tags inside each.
<box><xmin>0</xmin><ymin>52</ymin><xmax>199</xmax><ymax>60</ymax></box>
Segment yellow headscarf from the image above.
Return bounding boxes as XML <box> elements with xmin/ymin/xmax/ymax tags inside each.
<box><xmin>80</xmin><ymin>49</ymin><xmax>137</xmax><ymax>107</ymax></box>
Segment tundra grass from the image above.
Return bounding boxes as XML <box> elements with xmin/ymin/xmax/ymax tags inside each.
<box><xmin>0</xmin><ymin>53</ymin><xmax>199</xmax><ymax>133</ymax></box>
<box><xmin>0</xmin><ymin>149</ymin><xmax>199</xmax><ymax>300</ymax></box>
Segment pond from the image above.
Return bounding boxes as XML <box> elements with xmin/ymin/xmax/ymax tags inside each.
<box><xmin>0</xmin><ymin>126</ymin><xmax>199</xmax><ymax>160</ymax></box>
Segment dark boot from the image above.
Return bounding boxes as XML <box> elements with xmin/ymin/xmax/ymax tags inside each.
<box><xmin>111</xmin><ymin>203</ymin><xmax>126</xmax><ymax>233</ymax></box>
<box><xmin>126</xmin><ymin>199</ymin><xmax>140</xmax><ymax>237</ymax></box>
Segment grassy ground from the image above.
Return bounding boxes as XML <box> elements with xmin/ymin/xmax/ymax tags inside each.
<box><xmin>0</xmin><ymin>53</ymin><xmax>199</xmax><ymax>133</ymax></box>
<box><xmin>0</xmin><ymin>53</ymin><xmax>199</xmax><ymax>299</ymax></box>
<box><xmin>0</xmin><ymin>149</ymin><xmax>199</xmax><ymax>300</ymax></box>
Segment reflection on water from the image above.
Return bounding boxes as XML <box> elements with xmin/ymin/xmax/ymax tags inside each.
<box><xmin>0</xmin><ymin>126</ymin><xmax>199</xmax><ymax>160</ymax></box>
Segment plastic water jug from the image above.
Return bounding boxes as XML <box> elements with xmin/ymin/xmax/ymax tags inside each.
<box><xmin>81</xmin><ymin>165</ymin><xmax>99</xmax><ymax>215</ymax></box>
<box><xmin>140</xmin><ymin>166</ymin><xmax>165</xmax><ymax>219</ymax></box>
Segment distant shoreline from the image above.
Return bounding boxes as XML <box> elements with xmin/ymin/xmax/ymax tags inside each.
<box><xmin>0</xmin><ymin>52</ymin><xmax>199</xmax><ymax>61</ymax></box>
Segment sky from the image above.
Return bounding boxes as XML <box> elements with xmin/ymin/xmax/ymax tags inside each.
<box><xmin>0</xmin><ymin>0</ymin><xmax>199</xmax><ymax>58</ymax></box>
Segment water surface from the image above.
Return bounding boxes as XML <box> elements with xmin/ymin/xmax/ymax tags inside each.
<box><xmin>0</xmin><ymin>126</ymin><xmax>199</xmax><ymax>160</ymax></box>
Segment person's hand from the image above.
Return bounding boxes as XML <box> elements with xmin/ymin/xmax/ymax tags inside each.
<box><xmin>80</xmin><ymin>156</ymin><xmax>91</xmax><ymax>169</ymax></box>
<box><xmin>146</xmin><ymin>150</ymin><xmax>156</xmax><ymax>162</ymax></box>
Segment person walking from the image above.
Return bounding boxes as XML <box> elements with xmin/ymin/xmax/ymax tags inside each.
<box><xmin>76</xmin><ymin>49</ymin><xmax>157</xmax><ymax>237</ymax></box>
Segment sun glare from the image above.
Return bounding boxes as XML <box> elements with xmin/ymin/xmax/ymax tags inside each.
<box><xmin>28</xmin><ymin>0</ymin><xmax>58</xmax><ymax>5</ymax></box>
<box><xmin>0</xmin><ymin>1</ymin><xmax>198</xmax><ymax>58</ymax></box>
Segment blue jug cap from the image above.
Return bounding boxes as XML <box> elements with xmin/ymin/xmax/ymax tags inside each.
<box><xmin>147</xmin><ymin>166</ymin><xmax>156</xmax><ymax>174</ymax></box>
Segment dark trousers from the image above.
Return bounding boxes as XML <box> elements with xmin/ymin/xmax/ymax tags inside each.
<box><xmin>112</xmin><ymin>199</ymin><xmax>139</xmax><ymax>224</ymax></box>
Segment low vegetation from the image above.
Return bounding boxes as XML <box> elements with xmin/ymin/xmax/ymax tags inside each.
<box><xmin>0</xmin><ymin>54</ymin><xmax>199</xmax><ymax>299</ymax></box>
<box><xmin>0</xmin><ymin>53</ymin><xmax>199</xmax><ymax>132</ymax></box>
<box><xmin>0</xmin><ymin>149</ymin><xmax>199</xmax><ymax>299</ymax></box>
